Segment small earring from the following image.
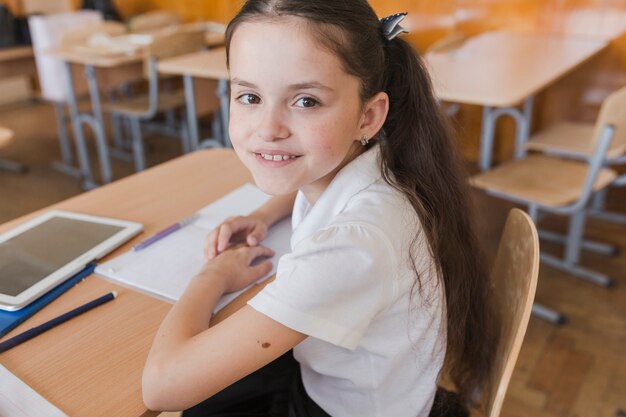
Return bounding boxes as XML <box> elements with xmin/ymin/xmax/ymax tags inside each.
<box><xmin>360</xmin><ymin>136</ymin><xmax>369</xmax><ymax>146</ymax></box>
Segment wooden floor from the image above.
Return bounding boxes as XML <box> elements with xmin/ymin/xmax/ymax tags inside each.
<box><xmin>1</xmin><ymin>101</ymin><xmax>625</xmax><ymax>416</ymax></box>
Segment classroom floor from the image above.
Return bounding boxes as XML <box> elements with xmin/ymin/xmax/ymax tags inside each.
<box><xmin>1</xmin><ymin>101</ymin><xmax>625</xmax><ymax>416</ymax></box>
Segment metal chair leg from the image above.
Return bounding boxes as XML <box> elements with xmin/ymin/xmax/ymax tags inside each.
<box><xmin>538</xmin><ymin>230</ymin><xmax>618</xmax><ymax>256</ymax></box>
<box><xmin>540</xmin><ymin>253</ymin><xmax>613</xmax><ymax>287</ymax></box>
<box><xmin>0</xmin><ymin>157</ymin><xmax>27</xmax><ymax>173</ymax></box>
<box><xmin>532</xmin><ymin>303</ymin><xmax>566</xmax><ymax>325</ymax></box>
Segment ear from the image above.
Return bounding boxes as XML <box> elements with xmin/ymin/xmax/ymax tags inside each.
<box><xmin>358</xmin><ymin>92</ymin><xmax>389</xmax><ymax>141</ymax></box>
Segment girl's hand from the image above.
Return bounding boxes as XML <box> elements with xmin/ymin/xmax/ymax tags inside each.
<box><xmin>205</xmin><ymin>215</ymin><xmax>269</xmax><ymax>260</ymax></box>
<box><xmin>198</xmin><ymin>244</ymin><xmax>275</xmax><ymax>294</ymax></box>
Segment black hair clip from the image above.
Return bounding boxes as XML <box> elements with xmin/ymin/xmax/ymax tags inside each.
<box><xmin>380</xmin><ymin>12</ymin><xmax>409</xmax><ymax>41</ymax></box>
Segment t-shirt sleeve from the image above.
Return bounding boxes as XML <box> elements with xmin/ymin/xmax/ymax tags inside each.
<box><xmin>248</xmin><ymin>222</ymin><xmax>396</xmax><ymax>350</ymax></box>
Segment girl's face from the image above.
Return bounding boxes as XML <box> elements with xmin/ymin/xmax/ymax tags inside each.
<box><xmin>228</xmin><ymin>18</ymin><xmax>370</xmax><ymax>203</ymax></box>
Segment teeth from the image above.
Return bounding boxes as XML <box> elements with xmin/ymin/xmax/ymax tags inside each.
<box><xmin>260</xmin><ymin>153</ymin><xmax>296</xmax><ymax>161</ymax></box>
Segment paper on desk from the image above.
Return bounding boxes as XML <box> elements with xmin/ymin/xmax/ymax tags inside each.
<box><xmin>95</xmin><ymin>184</ymin><xmax>292</xmax><ymax>312</ymax></box>
<box><xmin>0</xmin><ymin>364</ymin><xmax>68</xmax><ymax>417</ymax></box>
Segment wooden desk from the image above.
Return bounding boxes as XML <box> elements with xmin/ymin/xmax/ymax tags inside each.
<box><xmin>158</xmin><ymin>48</ymin><xmax>230</xmax><ymax>150</ymax></box>
<box><xmin>47</xmin><ymin>46</ymin><xmax>145</xmax><ymax>188</ymax></box>
<box><xmin>0</xmin><ymin>148</ymin><xmax>252</xmax><ymax>417</ymax></box>
<box><xmin>0</xmin><ymin>46</ymin><xmax>36</xmax><ymax>79</ymax></box>
<box><xmin>425</xmin><ymin>31</ymin><xmax>608</xmax><ymax>170</ymax></box>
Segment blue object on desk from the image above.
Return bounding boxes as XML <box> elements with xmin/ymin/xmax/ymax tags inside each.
<box><xmin>0</xmin><ymin>263</ymin><xmax>96</xmax><ymax>338</ymax></box>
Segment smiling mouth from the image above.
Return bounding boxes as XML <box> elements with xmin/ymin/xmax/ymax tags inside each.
<box><xmin>257</xmin><ymin>153</ymin><xmax>299</xmax><ymax>161</ymax></box>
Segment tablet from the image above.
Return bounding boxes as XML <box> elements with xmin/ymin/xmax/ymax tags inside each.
<box><xmin>0</xmin><ymin>210</ymin><xmax>143</xmax><ymax>311</ymax></box>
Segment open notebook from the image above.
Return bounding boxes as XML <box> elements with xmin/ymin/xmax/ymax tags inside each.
<box><xmin>95</xmin><ymin>184</ymin><xmax>292</xmax><ymax>312</ymax></box>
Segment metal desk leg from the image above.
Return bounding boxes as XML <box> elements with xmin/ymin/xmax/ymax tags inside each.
<box><xmin>218</xmin><ymin>79</ymin><xmax>231</xmax><ymax>148</ymax></box>
<box><xmin>84</xmin><ymin>65</ymin><xmax>113</xmax><ymax>184</ymax></box>
<box><xmin>479</xmin><ymin>106</ymin><xmax>497</xmax><ymax>171</ymax></box>
<box><xmin>62</xmin><ymin>61</ymin><xmax>96</xmax><ymax>189</ymax></box>
<box><xmin>183</xmin><ymin>74</ymin><xmax>200</xmax><ymax>151</ymax></box>
<box><xmin>514</xmin><ymin>96</ymin><xmax>534</xmax><ymax>159</ymax></box>
<box><xmin>478</xmin><ymin>96</ymin><xmax>534</xmax><ymax>171</ymax></box>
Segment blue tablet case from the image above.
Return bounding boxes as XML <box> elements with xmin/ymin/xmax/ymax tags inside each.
<box><xmin>0</xmin><ymin>263</ymin><xmax>96</xmax><ymax>338</ymax></box>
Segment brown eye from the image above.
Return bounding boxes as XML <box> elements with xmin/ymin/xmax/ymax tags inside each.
<box><xmin>237</xmin><ymin>94</ymin><xmax>261</xmax><ymax>105</ymax></box>
<box><xmin>295</xmin><ymin>97</ymin><xmax>319</xmax><ymax>108</ymax></box>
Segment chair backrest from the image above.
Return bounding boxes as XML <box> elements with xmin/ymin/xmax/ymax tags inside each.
<box><xmin>483</xmin><ymin>209</ymin><xmax>540</xmax><ymax>417</ymax></box>
<box><xmin>591</xmin><ymin>85</ymin><xmax>626</xmax><ymax>159</ymax></box>
<box><xmin>128</xmin><ymin>10</ymin><xmax>181</xmax><ymax>34</ymax></box>
<box><xmin>59</xmin><ymin>21</ymin><xmax>126</xmax><ymax>47</ymax></box>
<box><xmin>0</xmin><ymin>126</ymin><xmax>14</xmax><ymax>149</ymax></box>
<box><xmin>29</xmin><ymin>10</ymin><xmax>103</xmax><ymax>102</ymax></box>
<box><xmin>144</xmin><ymin>28</ymin><xmax>205</xmax><ymax>78</ymax></box>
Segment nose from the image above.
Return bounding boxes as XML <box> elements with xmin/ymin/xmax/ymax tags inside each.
<box><xmin>256</xmin><ymin>104</ymin><xmax>290</xmax><ymax>141</ymax></box>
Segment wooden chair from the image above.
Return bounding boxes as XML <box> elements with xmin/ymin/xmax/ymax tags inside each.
<box><xmin>128</xmin><ymin>10</ymin><xmax>182</xmax><ymax>34</ymax></box>
<box><xmin>0</xmin><ymin>126</ymin><xmax>26</xmax><ymax>173</ymax></box>
<box><xmin>470</xmin><ymin>113</ymin><xmax>618</xmax><ymax>323</ymax></box>
<box><xmin>431</xmin><ymin>208</ymin><xmax>539</xmax><ymax>417</ymax></box>
<box><xmin>29</xmin><ymin>11</ymin><xmax>106</xmax><ymax>178</ymax></box>
<box><xmin>102</xmin><ymin>29</ymin><xmax>206</xmax><ymax>171</ymax></box>
<box><xmin>524</xmin><ymin>86</ymin><xmax>626</xmax><ymax>225</ymax></box>
<box><xmin>482</xmin><ymin>208</ymin><xmax>539</xmax><ymax>417</ymax></box>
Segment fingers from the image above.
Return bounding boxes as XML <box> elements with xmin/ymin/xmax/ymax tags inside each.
<box><xmin>246</xmin><ymin>223</ymin><xmax>267</xmax><ymax>247</ymax></box>
<box><xmin>245</xmin><ymin>245</ymin><xmax>276</xmax><ymax>265</ymax></box>
<box><xmin>205</xmin><ymin>216</ymin><xmax>267</xmax><ymax>260</ymax></box>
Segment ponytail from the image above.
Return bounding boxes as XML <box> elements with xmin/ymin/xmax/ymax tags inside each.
<box><xmin>380</xmin><ymin>37</ymin><xmax>499</xmax><ymax>406</ymax></box>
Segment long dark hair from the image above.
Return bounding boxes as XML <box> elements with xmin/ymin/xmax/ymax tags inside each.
<box><xmin>225</xmin><ymin>0</ymin><xmax>499</xmax><ymax>408</ymax></box>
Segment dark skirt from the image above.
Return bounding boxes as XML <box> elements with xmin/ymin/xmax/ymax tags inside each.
<box><xmin>182</xmin><ymin>351</ymin><xmax>330</xmax><ymax>417</ymax></box>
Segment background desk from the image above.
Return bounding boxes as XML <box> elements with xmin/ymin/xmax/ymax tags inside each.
<box><xmin>158</xmin><ymin>48</ymin><xmax>230</xmax><ymax>150</ymax></box>
<box><xmin>47</xmin><ymin>46</ymin><xmax>145</xmax><ymax>189</ymax></box>
<box><xmin>425</xmin><ymin>31</ymin><xmax>608</xmax><ymax>170</ymax></box>
<box><xmin>0</xmin><ymin>149</ymin><xmax>252</xmax><ymax>417</ymax></box>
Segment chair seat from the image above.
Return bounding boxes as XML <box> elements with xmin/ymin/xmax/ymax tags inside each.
<box><xmin>103</xmin><ymin>89</ymin><xmax>186</xmax><ymax>117</ymax></box>
<box><xmin>470</xmin><ymin>154</ymin><xmax>617</xmax><ymax>208</ymax></box>
<box><xmin>524</xmin><ymin>122</ymin><xmax>624</xmax><ymax>160</ymax></box>
<box><xmin>0</xmin><ymin>127</ymin><xmax>14</xmax><ymax>148</ymax></box>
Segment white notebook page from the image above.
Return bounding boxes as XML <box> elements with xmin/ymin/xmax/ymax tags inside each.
<box><xmin>95</xmin><ymin>184</ymin><xmax>292</xmax><ymax>311</ymax></box>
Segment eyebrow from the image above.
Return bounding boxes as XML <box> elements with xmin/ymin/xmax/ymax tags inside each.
<box><xmin>231</xmin><ymin>78</ymin><xmax>334</xmax><ymax>92</ymax></box>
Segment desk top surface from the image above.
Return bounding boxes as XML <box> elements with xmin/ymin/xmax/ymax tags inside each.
<box><xmin>0</xmin><ymin>149</ymin><xmax>252</xmax><ymax>417</ymax></box>
<box><xmin>425</xmin><ymin>31</ymin><xmax>608</xmax><ymax>107</ymax></box>
<box><xmin>158</xmin><ymin>48</ymin><xmax>228</xmax><ymax>80</ymax></box>
<box><xmin>47</xmin><ymin>46</ymin><xmax>144</xmax><ymax>68</ymax></box>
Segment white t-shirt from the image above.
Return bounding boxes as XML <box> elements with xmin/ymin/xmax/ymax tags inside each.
<box><xmin>248</xmin><ymin>145</ymin><xmax>446</xmax><ymax>417</ymax></box>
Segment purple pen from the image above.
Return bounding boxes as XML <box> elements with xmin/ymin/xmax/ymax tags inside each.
<box><xmin>133</xmin><ymin>214</ymin><xmax>199</xmax><ymax>251</ymax></box>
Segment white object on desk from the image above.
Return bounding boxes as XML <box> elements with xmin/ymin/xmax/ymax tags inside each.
<box><xmin>95</xmin><ymin>184</ymin><xmax>292</xmax><ymax>312</ymax></box>
<box><xmin>0</xmin><ymin>364</ymin><xmax>68</xmax><ymax>417</ymax></box>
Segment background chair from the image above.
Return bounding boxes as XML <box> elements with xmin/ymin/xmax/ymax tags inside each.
<box><xmin>28</xmin><ymin>10</ymin><xmax>104</xmax><ymax>177</ymax></box>
<box><xmin>524</xmin><ymin>86</ymin><xmax>626</xmax><ymax>225</ymax></box>
<box><xmin>470</xmin><ymin>114</ymin><xmax>618</xmax><ymax>323</ymax></box>
<box><xmin>431</xmin><ymin>208</ymin><xmax>539</xmax><ymax>417</ymax></box>
<box><xmin>102</xmin><ymin>29</ymin><xmax>206</xmax><ymax>171</ymax></box>
<box><xmin>0</xmin><ymin>126</ymin><xmax>27</xmax><ymax>173</ymax></box>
